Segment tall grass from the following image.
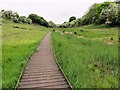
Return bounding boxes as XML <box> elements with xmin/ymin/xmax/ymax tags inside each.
<box><xmin>2</xmin><ymin>21</ymin><xmax>48</xmax><ymax>88</ymax></box>
<box><xmin>52</xmin><ymin>32</ymin><xmax>118</xmax><ymax>88</ymax></box>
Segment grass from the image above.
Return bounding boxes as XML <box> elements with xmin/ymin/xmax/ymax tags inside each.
<box><xmin>55</xmin><ymin>24</ymin><xmax>118</xmax><ymax>44</ymax></box>
<box><xmin>52</xmin><ymin>25</ymin><xmax>118</xmax><ymax>88</ymax></box>
<box><xmin>2</xmin><ymin>20</ymin><xmax>48</xmax><ymax>88</ymax></box>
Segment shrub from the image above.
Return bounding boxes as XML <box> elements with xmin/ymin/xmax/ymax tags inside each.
<box><xmin>63</xmin><ymin>30</ymin><xmax>65</xmax><ymax>33</ymax></box>
<box><xmin>49</xmin><ymin>21</ymin><xmax>57</xmax><ymax>28</ymax></box>
<box><xmin>13</xmin><ymin>26</ymin><xmax>19</xmax><ymax>28</ymax></box>
<box><xmin>53</xmin><ymin>29</ymin><xmax>55</xmax><ymax>32</ymax></box>
<box><xmin>27</xmin><ymin>18</ymin><xmax>32</xmax><ymax>24</ymax></box>
<box><xmin>2</xmin><ymin>10</ymin><xmax>13</xmax><ymax>19</ymax></box>
<box><xmin>111</xmin><ymin>37</ymin><xmax>113</xmax><ymax>40</ymax></box>
<box><xmin>1</xmin><ymin>10</ymin><xmax>19</xmax><ymax>20</ymax></box>
<box><xmin>69</xmin><ymin>16</ymin><xmax>76</xmax><ymax>22</ymax></box>
<box><xmin>74</xmin><ymin>32</ymin><xmax>77</xmax><ymax>34</ymax></box>
<box><xmin>13</xmin><ymin>17</ymin><xmax>19</xmax><ymax>23</ymax></box>
<box><xmin>18</xmin><ymin>16</ymin><xmax>27</xmax><ymax>23</ymax></box>
<box><xmin>28</xmin><ymin>14</ymin><xmax>49</xmax><ymax>27</ymax></box>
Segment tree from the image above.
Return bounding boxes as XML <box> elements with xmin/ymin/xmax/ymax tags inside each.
<box><xmin>49</xmin><ymin>21</ymin><xmax>57</xmax><ymax>28</ymax></box>
<box><xmin>28</xmin><ymin>14</ymin><xmax>49</xmax><ymax>27</ymax></box>
<box><xmin>2</xmin><ymin>10</ymin><xmax>13</xmax><ymax>19</ymax></box>
<box><xmin>69</xmin><ymin>16</ymin><xmax>76</xmax><ymax>22</ymax></box>
<box><xmin>99</xmin><ymin>3</ymin><xmax>118</xmax><ymax>25</ymax></box>
<box><xmin>27</xmin><ymin>18</ymin><xmax>32</xmax><ymax>24</ymax></box>
<box><xmin>12</xmin><ymin>12</ymin><xmax>19</xmax><ymax>18</ymax></box>
<box><xmin>18</xmin><ymin>16</ymin><xmax>27</xmax><ymax>23</ymax></box>
<box><xmin>13</xmin><ymin>17</ymin><xmax>19</xmax><ymax>23</ymax></box>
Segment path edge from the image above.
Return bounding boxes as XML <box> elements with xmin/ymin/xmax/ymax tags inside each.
<box><xmin>51</xmin><ymin>32</ymin><xmax>73</xmax><ymax>89</ymax></box>
<box><xmin>53</xmin><ymin>51</ymin><xmax>73</xmax><ymax>90</ymax></box>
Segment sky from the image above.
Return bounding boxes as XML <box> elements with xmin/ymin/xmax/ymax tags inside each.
<box><xmin>0</xmin><ymin>0</ymin><xmax>114</xmax><ymax>24</ymax></box>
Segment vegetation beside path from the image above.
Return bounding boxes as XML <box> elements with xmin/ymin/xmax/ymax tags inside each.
<box><xmin>52</xmin><ymin>26</ymin><xmax>118</xmax><ymax>88</ymax></box>
<box><xmin>2</xmin><ymin>20</ymin><xmax>48</xmax><ymax>88</ymax></box>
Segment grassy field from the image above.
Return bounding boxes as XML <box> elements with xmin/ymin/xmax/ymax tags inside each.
<box><xmin>2</xmin><ymin>20</ymin><xmax>48</xmax><ymax>88</ymax></box>
<box><xmin>52</xmin><ymin>25</ymin><xmax>118</xmax><ymax>88</ymax></box>
<box><xmin>55</xmin><ymin>24</ymin><xmax>118</xmax><ymax>45</ymax></box>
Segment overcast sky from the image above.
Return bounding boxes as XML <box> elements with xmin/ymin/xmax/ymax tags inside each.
<box><xmin>0</xmin><ymin>0</ymin><xmax>114</xmax><ymax>24</ymax></box>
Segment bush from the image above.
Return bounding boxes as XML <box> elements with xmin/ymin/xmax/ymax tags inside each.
<box><xmin>69</xmin><ymin>16</ymin><xmax>76</xmax><ymax>22</ymax></box>
<box><xmin>18</xmin><ymin>16</ymin><xmax>27</xmax><ymax>23</ymax></box>
<box><xmin>13</xmin><ymin>17</ymin><xmax>19</xmax><ymax>23</ymax></box>
<box><xmin>13</xmin><ymin>26</ymin><xmax>19</xmax><ymax>28</ymax></box>
<box><xmin>74</xmin><ymin>32</ymin><xmax>77</xmax><ymax>34</ymax></box>
<box><xmin>53</xmin><ymin>29</ymin><xmax>55</xmax><ymax>32</ymax></box>
<box><xmin>18</xmin><ymin>16</ymin><xmax>32</xmax><ymax>24</ymax></box>
<box><xmin>63</xmin><ymin>30</ymin><xmax>65</xmax><ymax>33</ymax></box>
<box><xmin>28</xmin><ymin>14</ymin><xmax>49</xmax><ymax>27</ymax></box>
<box><xmin>2</xmin><ymin>10</ymin><xmax>13</xmax><ymax>19</ymax></box>
<box><xmin>96</xmin><ymin>3</ymin><xmax>118</xmax><ymax>25</ymax></box>
<box><xmin>1</xmin><ymin>10</ymin><xmax>19</xmax><ymax>20</ymax></box>
<box><xmin>49</xmin><ymin>21</ymin><xmax>57</xmax><ymax>28</ymax></box>
<box><xmin>27</xmin><ymin>18</ymin><xmax>32</xmax><ymax>24</ymax></box>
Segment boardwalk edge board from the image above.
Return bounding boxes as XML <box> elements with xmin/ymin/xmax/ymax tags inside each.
<box><xmin>15</xmin><ymin>32</ymin><xmax>49</xmax><ymax>88</ymax></box>
<box><xmin>53</xmin><ymin>51</ymin><xmax>73</xmax><ymax>89</ymax></box>
<box><xmin>15</xmin><ymin>50</ymin><xmax>33</xmax><ymax>88</ymax></box>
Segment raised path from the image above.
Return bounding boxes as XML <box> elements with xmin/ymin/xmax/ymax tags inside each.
<box><xmin>19</xmin><ymin>32</ymin><xmax>71</xmax><ymax>89</ymax></box>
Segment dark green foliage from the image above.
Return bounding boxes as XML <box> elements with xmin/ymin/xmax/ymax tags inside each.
<box><xmin>111</xmin><ymin>37</ymin><xmax>113</xmax><ymax>40</ymax></box>
<box><xmin>13</xmin><ymin>17</ymin><xmax>19</xmax><ymax>23</ymax></box>
<box><xmin>96</xmin><ymin>2</ymin><xmax>110</xmax><ymax>17</ymax></box>
<box><xmin>18</xmin><ymin>16</ymin><xmax>27</xmax><ymax>23</ymax></box>
<box><xmin>53</xmin><ymin>29</ymin><xmax>55</xmax><ymax>32</ymax></box>
<box><xmin>13</xmin><ymin>26</ymin><xmax>19</xmax><ymax>28</ymax></box>
<box><xmin>81</xmin><ymin>2</ymin><xmax>111</xmax><ymax>25</ymax></box>
<box><xmin>74</xmin><ymin>32</ymin><xmax>77</xmax><ymax>34</ymax></box>
<box><xmin>119</xmin><ymin>37</ymin><xmax>120</xmax><ymax>42</ymax></box>
<box><xmin>63</xmin><ymin>30</ymin><xmax>65</xmax><ymax>33</ymax></box>
<box><xmin>28</xmin><ymin>14</ymin><xmax>49</xmax><ymax>27</ymax></box>
<box><xmin>18</xmin><ymin>16</ymin><xmax>32</xmax><ymax>24</ymax></box>
<box><xmin>1</xmin><ymin>10</ymin><xmax>50</xmax><ymax>27</ymax></box>
<box><xmin>69</xmin><ymin>16</ymin><xmax>76</xmax><ymax>22</ymax></box>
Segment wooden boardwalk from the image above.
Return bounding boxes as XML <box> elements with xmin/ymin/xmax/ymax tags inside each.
<box><xmin>19</xmin><ymin>32</ymin><xmax>71</xmax><ymax>89</ymax></box>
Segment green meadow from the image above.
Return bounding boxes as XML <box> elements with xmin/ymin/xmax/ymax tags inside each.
<box><xmin>52</xmin><ymin>25</ymin><xmax>118</xmax><ymax>88</ymax></box>
<box><xmin>1</xmin><ymin>0</ymin><xmax>119</xmax><ymax>89</ymax></box>
<box><xmin>2</xmin><ymin>20</ymin><xmax>118</xmax><ymax>88</ymax></box>
<box><xmin>2</xmin><ymin>20</ymin><xmax>48</xmax><ymax>88</ymax></box>
<box><xmin>55</xmin><ymin>24</ymin><xmax>118</xmax><ymax>44</ymax></box>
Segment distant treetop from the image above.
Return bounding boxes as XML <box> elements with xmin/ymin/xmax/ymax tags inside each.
<box><xmin>69</xmin><ymin>16</ymin><xmax>76</xmax><ymax>22</ymax></box>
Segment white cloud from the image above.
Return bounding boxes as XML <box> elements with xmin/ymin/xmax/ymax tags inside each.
<box><xmin>0</xmin><ymin>0</ymin><xmax>114</xmax><ymax>24</ymax></box>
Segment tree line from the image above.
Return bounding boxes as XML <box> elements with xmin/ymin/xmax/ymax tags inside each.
<box><xmin>59</xmin><ymin>1</ymin><xmax>119</xmax><ymax>28</ymax></box>
<box><xmin>0</xmin><ymin>10</ymin><xmax>53</xmax><ymax>27</ymax></box>
<box><xmin>1</xmin><ymin>1</ymin><xmax>119</xmax><ymax>28</ymax></box>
